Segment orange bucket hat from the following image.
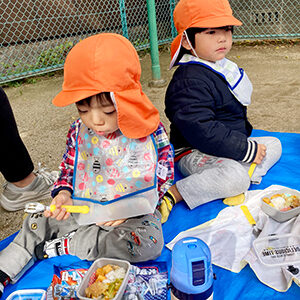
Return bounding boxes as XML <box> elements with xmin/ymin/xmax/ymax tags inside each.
<box><xmin>52</xmin><ymin>33</ymin><xmax>160</xmax><ymax>139</ymax></box>
<box><xmin>170</xmin><ymin>0</ymin><xmax>242</xmax><ymax>67</ymax></box>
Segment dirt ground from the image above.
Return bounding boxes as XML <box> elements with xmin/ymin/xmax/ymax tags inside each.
<box><xmin>0</xmin><ymin>42</ymin><xmax>300</xmax><ymax>241</ymax></box>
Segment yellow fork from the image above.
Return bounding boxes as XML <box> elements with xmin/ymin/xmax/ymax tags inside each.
<box><xmin>49</xmin><ymin>204</ymin><xmax>90</xmax><ymax>214</ymax></box>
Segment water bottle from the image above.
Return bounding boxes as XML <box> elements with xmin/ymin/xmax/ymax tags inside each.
<box><xmin>170</xmin><ymin>237</ymin><xmax>215</xmax><ymax>299</ymax></box>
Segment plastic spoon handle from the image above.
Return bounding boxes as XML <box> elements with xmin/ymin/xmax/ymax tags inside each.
<box><xmin>49</xmin><ymin>204</ymin><xmax>89</xmax><ymax>214</ymax></box>
<box><xmin>248</xmin><ymin>163</ymin><xmax>257</xmax><ymax>178</ymax></box>
<box><xmin>240</xmin><ymin>205</ymin><xmax>256</xmax><ymax>225</ymax></box>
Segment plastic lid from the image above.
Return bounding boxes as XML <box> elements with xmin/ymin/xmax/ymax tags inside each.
<box><xmin>6</xmin><ymin>289</ymin><xmax>46</xmax><ymax>300</ymax></box>
<box><xmin>253</xmin><ymin>234</ymin><xmax>300</xmax><ymax>266</ymax></box>
<box><xmin>170</xmin><ymin>237</ymin><xmax>214</xmax><ymax>294</ymax></box>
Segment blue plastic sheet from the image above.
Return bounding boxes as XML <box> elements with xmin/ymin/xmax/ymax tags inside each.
<box><xmin>1</xmin><ymin>130</ymin><xmax>300</xmax><ymax>299</ymax></box>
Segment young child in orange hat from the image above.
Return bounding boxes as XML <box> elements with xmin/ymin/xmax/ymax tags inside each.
<box><xmin>160</xmin><ymin>0</ymin><xmax>282</xmax><ymax>222</ymax></box>
<box><xmin>0</xmin><ymin>33</ymin><xmax>174</xmax><ymax>295</ymax></box>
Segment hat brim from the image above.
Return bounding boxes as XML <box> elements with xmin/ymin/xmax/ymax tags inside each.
<box><xmin>53</xmin><ymin>86</ymin><xmax>160</xmax><ymax>139</ymax></box>
<box><xmin>52</xmin><ymin>89</ymin><xmax>102</xmax><ymax>107</ymax></box>
<box><xmin>112</xmin><ymin>89</ymin><xmax>160</xmax><ymax>139</ymax></box>
<box><xmin>190</xmin><ymin>15</ymin><xmax>242</xmax><ymax>29</ymax></box>
<box><xmin>170</xmin><ymin>15</ymin><xmax>242</xmax><ymax>68</ymax></box>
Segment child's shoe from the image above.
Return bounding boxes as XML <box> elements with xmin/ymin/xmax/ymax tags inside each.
<box><xmin>159</xmin><ymin>190</ymin><xmax>176</xmax><ymax>223</ymax></box>
<box><xmin>35</xmin><ymin>231</ymin><xmax>75</xmax><ymax>259</ymax></box>
<box><xmin>0</xmin><ymin>164</ymin><xmax>59</xmax><ymax>211</ymax></box>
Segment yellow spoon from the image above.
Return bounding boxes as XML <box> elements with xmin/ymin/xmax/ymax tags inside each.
<box><xmin>223</xmin><ymin>163</ymin><xmax>257</xmax><ymax>206</ymax></box>
<box><xmin>240</xmin><ymin>205</ymin><xmax>256</xmax><ymax>225</ymax></box>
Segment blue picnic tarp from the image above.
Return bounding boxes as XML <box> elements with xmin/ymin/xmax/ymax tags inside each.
<box><xmin>1</xmin><ymin>130</ymin><xmax>300</xmax><ymax>299</ymax></box>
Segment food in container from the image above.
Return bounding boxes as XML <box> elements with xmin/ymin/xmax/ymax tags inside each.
<box><xmin>85</xmin><ymin>264</ymin><xmax>126</xmax><ymax>299</ymax></box>
<box><xmin>261</xmin><ymin>188</ymin><xmax>300</xmax><ymax>222</ymax></box>
<box><xmin>77</xmin><ymin>258</ymin><xmax>130</xmax><ymax>300</ymax></box>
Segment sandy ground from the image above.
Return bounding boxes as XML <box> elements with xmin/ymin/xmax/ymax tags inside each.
<box><xmin>0</xmin><ymin>42</ymin><xmax>300</xmax><ymax>240</ymax></box>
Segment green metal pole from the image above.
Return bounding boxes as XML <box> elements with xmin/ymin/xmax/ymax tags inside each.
<box><xmin>170</xmin><ymin>0</ymin><xmax>177</xmax><ymax>38</ymax></box>
<box><xmin>146</xmin><ymin>0</ymin><xmax>166</xmax><ymax>87</ymax></box>
<box><xmin>119</xmin><ymin>0</ymin><xmax>129</xmax><ymax>39</ymax></box>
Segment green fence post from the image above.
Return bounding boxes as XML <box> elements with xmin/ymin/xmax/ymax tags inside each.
<box><xmin>146</xmin><ymin>0</ymin><xmax>166</xmax><ymax>87</ymax></box>
<box><xmin>170</xmin><ymin>0</ymin><xmax>177</xmax><ymax>38</ymax></box>
<box><xmin>119</xmin><ymin>0</ymin><xmax>129</xmax><ymax>39</ymax></box>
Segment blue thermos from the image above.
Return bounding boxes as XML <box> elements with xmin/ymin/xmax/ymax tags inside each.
<box><xmin>170</xmin><ymin>237</ymin><xmax>215</xmax><ymax>299</ymax></box>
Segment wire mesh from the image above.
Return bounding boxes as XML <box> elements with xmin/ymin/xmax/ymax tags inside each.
<box><xmin>0</xmin><ymin>0</ymin><xmax>299</xmax><ymax>84</ymax></box>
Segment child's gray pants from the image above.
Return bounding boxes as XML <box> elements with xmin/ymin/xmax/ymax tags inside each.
<box><xmin>0</xmin><ymin>210</ymin><xmax>163</xmax><ymax>282</ymax></box>
<box><xmin>176</xmin><ymin>136</ymin><xmax>282</xmax><ymax>209</ymax></box>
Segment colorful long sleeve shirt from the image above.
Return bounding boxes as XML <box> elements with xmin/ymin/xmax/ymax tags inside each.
<box><xmin>52</xmin><ymin>119</ymin><xmax>174</xmax><ymax>206</ymax></box>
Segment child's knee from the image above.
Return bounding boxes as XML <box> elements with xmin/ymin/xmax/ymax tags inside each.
<box><xmin>222</xmin><ymin>162</ymin><xmax>250</xmax><ymax>195</ymax></box>
<box><xmin>269</xmin><ymin>137</ymin><xmax>282</xmax><ymax>159</ymax></box>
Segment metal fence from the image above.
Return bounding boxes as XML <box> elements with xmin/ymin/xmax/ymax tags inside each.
<box><xmin>1</xmin><ymin>0</ymin><xmax>299</xmax><ymax>84</ymax></box>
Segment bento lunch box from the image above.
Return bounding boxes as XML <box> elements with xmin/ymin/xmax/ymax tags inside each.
<box><xmin>77</xmin><ymin>257</ymin><xmax>130</xmax><ymax>300</ymax></box>
<box><xmin>261</xmin><ymin>187</ymin><xmax>300</xmax><ymax>222</ymax></box>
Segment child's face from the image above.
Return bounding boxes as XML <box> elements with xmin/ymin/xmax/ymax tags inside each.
<box><xmin>76</xmin><ymin>95</ymin><xmax>118</xmax><ymax>136</ymax></box>
<box><xmin>189</xmin><ymin>27</ymin><xmax>232</xmax><ymax>62</ymax></box>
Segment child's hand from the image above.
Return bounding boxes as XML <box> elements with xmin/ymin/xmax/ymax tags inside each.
<box><xmin>96</xmin><ymin>218</ymin><xmax>127</xmax><ymax>227</ymax></box>
<box><xmin>44</xmin><ymin>190</ymin><xmax>73</xmax><ymax>221</ymax></box>
<box><xmin>253</xmin><ymin>143</ymin><xmax>267</xmax><ymax>164</ymax></box>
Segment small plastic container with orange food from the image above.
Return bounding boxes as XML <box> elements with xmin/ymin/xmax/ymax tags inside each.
<box><xmin>261</xmin><ymin>187</ymin><xmax>300</xmax><ymax>222</ymax></box>
<box><xmin>77</xmin><ymin>258</ymin><xmax>130</xmax><ymax>300</ymax></box>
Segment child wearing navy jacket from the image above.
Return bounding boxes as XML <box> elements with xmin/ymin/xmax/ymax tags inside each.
<box><xmin>159</xmin><ymin>0</ymin><xmax>282</xmax><ymax>223</ymax></box>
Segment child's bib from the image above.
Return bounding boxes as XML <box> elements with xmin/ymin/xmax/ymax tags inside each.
<box><xmin>179</xmin><ymin>54</ymin><xmax>253</xmax><ymax>106</ymax></box>
<box><xmin>72</xmin><ymin>124</ymin><xmax>158</xmax><ymax>225</ymax></box>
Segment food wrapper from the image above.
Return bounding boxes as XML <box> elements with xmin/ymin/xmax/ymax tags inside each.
<box><xmin>122</xmin><ymin>261</ymin><xmax>168</xmax><ymax>300</ymax></box>
<box><xmin>46</xmin><ymin>261</ymin><xmax>91</xmax><ymax>300</ymax></box>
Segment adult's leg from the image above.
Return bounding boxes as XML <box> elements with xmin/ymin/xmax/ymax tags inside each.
<box><xmin>176</xmin><ymin>150</ymin><xmax>250</xmax><ymax>209</ymax></box>
<box><xmin>0</xmin><ymin>88</ymin><xmax>33</xmax><ymax>182</ymax></box>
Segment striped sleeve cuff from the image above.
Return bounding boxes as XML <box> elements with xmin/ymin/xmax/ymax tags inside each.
<box><xmin>242</xmin><ymin>140</ymin><xmax>258</xmax><ymax>163</ymax></box>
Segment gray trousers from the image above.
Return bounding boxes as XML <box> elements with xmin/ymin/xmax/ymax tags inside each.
<box><xmin>0</xmin><ymin>210</ymin><xmax>163</xmax><ymax>282</ymax></box>
<box><xmin>176</xmin><ymin>137</ymin><xmax>282</xmax><ymax>209</ymax></box>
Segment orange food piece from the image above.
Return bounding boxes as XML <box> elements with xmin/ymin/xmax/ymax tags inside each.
<box><xmin>95</xmin><ymin>274</ymin><xmax>106</xmax><ymax>282</ymax></box>
<box><xmin>95</xmin><ymin>267</ymin><xmax>105</xmax><ymax>277</ymax></box>
<box><xmin>280</xmin><ymin>207</ymin><xmax>291</xmax><ymax>212</ymax></box>
<box><xmin>85</xmin><ymin>281</ymin><xmax>108</xmax><ymax>298</ymax></box>
<box><xmin>262</xmin><ymin>197</ymin><xmax>271</xmax><ymax>204</ymax></box>
<box><xmin>270</xmin><ymin>194</ymin><xmax>281</xmax><ymax>199</ymax></box>
<box><xmin>102</xmin><ymin>264</ymin><xmax>113</xmax><ymax>275</ymax></box>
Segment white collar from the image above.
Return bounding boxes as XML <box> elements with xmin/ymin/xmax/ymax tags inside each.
<box><xmin>179</xmin><ymin>54</ymin><xmax>253</xmax><ymax>106</ymax></box>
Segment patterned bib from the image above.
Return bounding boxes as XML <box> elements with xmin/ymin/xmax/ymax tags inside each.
<box><xmin>72</xmin><ymin>124</ymin><xmax>158</xmax><ymax>224</ymax></box>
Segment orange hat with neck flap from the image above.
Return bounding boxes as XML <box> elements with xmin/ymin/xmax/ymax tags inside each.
<box><xmin>52</xmin><ymin>33</ymin><xmax>160</xmax><ymax>139</ymax></box>
<box><xmin>170</xmin><ymin>0</ymin><xmax>242</xmax><ymax>68</ymax></box>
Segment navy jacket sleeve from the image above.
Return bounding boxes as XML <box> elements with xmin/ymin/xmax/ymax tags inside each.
<box><xmin>165</xmin><ymin>64</ymin><xmax>253</xmax><ymax>161</ymax></box>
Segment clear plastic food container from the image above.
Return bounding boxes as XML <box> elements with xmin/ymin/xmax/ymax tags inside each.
<box><xmin>260</xmin><ymin>187</ymin><xmax>300</xmax><ymax>222</ymax></box>
<box><xmin>6</xmin><ymin>289</ymin><xmax>46</xmax><ymax>300</ymax></box>
<box><xmin>253</xmin><ymin>234</ymin><xmax>300</xmax><ymax>266</ymax></box>
<box><xmin>77</xmin><ymin>257</ymin><xmax>130</xmax><ymax>300</ymax></box>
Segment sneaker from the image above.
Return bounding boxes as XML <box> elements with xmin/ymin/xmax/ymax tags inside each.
<box><xmin>35</xmin><ymin>231</ymin><xmax>75</xmax><ymax>259</ymax></box>
<box><xmin>0</xmin><ymin>163</ymin><xmax>59</xmax><ymax>211</ymax></box>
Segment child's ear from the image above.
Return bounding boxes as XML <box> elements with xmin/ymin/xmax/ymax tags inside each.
<box><xmin>181</xmin><ymin>34</ymin><xmax>192</xmax><ymax>50</ymax></box>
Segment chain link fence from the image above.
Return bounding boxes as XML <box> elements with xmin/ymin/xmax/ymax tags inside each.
<box><xmin>1</xmin><ymin>0</ymin><xmax>299</xmax><ymax>84</ymax></box>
